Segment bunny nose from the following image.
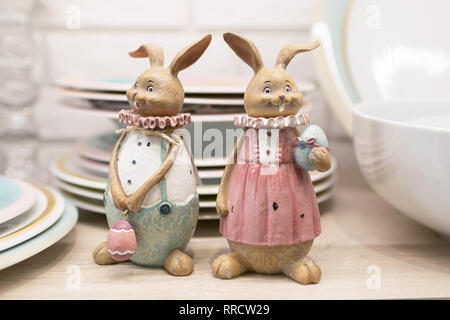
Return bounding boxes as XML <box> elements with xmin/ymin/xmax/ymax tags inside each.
<box><xmin>279</xmin><ymin>94</ymin><xmax>285</xmax><ymax>100</ymax></box>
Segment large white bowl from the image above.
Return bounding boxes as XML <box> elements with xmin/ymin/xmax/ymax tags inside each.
<box><xmin>313</xmin><ymin>0</ymin><xmax>450</xmax><ymax>135</ymax></box>
<box><xmin>353</xmin><ymin>101</ymin><xmax>450</xmax><ymax>238</ymax></box>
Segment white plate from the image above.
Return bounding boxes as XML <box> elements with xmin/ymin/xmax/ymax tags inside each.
<box><xmin>56</xmin><ymin>175</ymin><xmax>223</xmax><ymax>200</ymax></box>
<box><xmin>50</xmin><ymin>155</ymin><xmax>107</xmax><ymax>190</ymax></box>
<box><xmin>314</xmin><ymin>175</ymin><xmax>337</xmax><ymax>194</ymax></box>
<box><xmin>77</xmin><ymin>133</ymin><xmax>117</xmax><ymax>163</ymax></box>
<box><xmin>62</xmin><ymin>183</ymin><xmax>334</xmax><ymax>218</ymax></box>
<box><xmin>52</xmin><ymin>151</ymin><xmax>336</xmax><ymax>194</ymax></box>
<box><xmin>195</xmin><ymin>157</ymin><xmax>228</xmax><ymax>167</ymax></box>
<box><xmin>195</xmin><ymin>174</ymin><xmax>337</xmax><ymax>196</ymax></box>
<box><xmin>0</xmin><ymin>199</ymin><xmax>78</xmax><ymax>271</ymax></box>
<box><xmin>316</xmin><ymin>187</ymin><xmax>334</xmax><ymax>204</ymax></box>
<box><xmin>313</xmin><ymin>0</ymin><xmax>450</xmax><ymax>135</ymax></box>
<box><xmin>59</xmin><ymin>88</ymin><xmax>245</xmax><ymax>106</ymax></box>
<box><xmin>197</xmin><ymin>169</ymin><xmax>224</xmax><ymax>179</ymax></box>
<box><xmin>0</xmin><ymin>188</ymin><xmax>47</xmax><ymax>238</ymax></box>
<box><xmin>62</xmin><ymin>191</ymin><xmax>106</xmax><ymax>214</ymax></box>
<box><xmin>55</xmin><ymin>77</ymin><xmax>247</xmax><ymax>94</ymax></box>
<box><xmin>0</xmin><ymin>186</ymin><xmax>65</xmax><ymax>252</ymax></box>
<box><xmin>196</xmin><ymin>188</ymin><xmax>334</xmax><ymax>220</ymax></box>
<box><xmin>197</xmin><ymin>185</ymin><xmax>219</xmax><ymax>195</ymax></box>
<box><xmin>54</xmin><ymin>179</ymin><xmax>104</xmax><ymax>201</ymax></box>
<box><xmin>61</xmin><ymin>186</ymin><xmax>221</xmax><ymax>212</ymax></box>
<box><xmin>198</xmin><ymin>188</ymin><xmax>334</xmax><ymax>209</ymax></box>
<box><xmin>55</xmin><ymin>77</ymin><xmax>317</xmax><ymax>95</ymax></box>
<box><xmin>0</xmin><ymin>178</ymin><xmax>38</xmax><ymax>225</ymax></box>
<box><xmin>196</xmin><ymin>164</ymin><xmax>337</xmax><ymax>182</ymax></box>
<box><xmin>310</xmin><ymin>155</ymin><xmax>337</xmax><ymax>182</ymax></box>
<box><xmin>76</xmin><ymin>156</ymin><xmax>109</xmax><ymax>176</ymax></box>
<box><xmin>61</xmin><ymin>191</ymin><xmax>229</xmax><ymax>220</ymax></box>
<box><xmin>62</xmin><ymin>98</ymin><xmax>244</xmax><ymax>122</ymax></box>
<box><xmin>53</xmin><ymin>154</ymin><xmax>227</xmax><ymax>190</ymax></box>
<box><xmin>346</xmin><ymin>0</ymin><xmax>450</xmax><ymax>102</ymax></box>
<box><xmin>56</xmin><ymin>172</ymin><xmax>336</xmax><ymax>202</ymax></box>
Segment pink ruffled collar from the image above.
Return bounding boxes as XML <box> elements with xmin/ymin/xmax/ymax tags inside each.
<box><xmin>118</xmin><ymin>109</ymin><xmax>191</xmax><ymax>129</ymax></box>
<box><xmin>234</xmin><ymin>113</ymin><xmax>310</xmax><ymax>129</ymax></box>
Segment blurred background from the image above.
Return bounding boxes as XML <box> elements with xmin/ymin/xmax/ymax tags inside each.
<box><xmin>23</xmin><ymin>0</ymin><xmax>338</xmax><ymax>139</ymax></box>
<box><xmin>0</xmin><ymin>0</ymin><xmax>449</xmax><ymax>299</ymax></box>
<box><xmin>0</xmin><ymin>0</ymin><xmax>343</xmax><ymax>217</ymax></box>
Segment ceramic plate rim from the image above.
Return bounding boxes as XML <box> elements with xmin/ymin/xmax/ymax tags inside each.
<box><xmin>75</xmin><ymin>155</ymin><xmax>109</xmax><ymax>176</ymax></box>
<box><xmin>62</xmin><ymin>99</ymin><xmax>244</xmax><ymax>122</ymax></box>
<box><xmin>63</xmin><ymin>192</ymin><xmax>106</xmax><ymax>214</ymax></box>
<box><xmin>59</xmin><ymin>88</ymin><xmax>246</xmax><ymax>105</ymax></box>
<box><xmin>77</xmin><ymin>135</ymin><xmax>115</xmax><ymax>163</ymax></box>
<box><xmin>0</xmin><ymin>199</ymin><xmax>78</xmax><ymax>271</ymax></box>
<box><xmin>50</xmin><ymin>155</ymin><xmax>107</xmax><ymax>190</ymax></box>
<box><xmin>55</xmin><ymin>77</ymin><xmax>317</xmax><ymax>95</ymax></box>
<box><xmin>0</xmin><ymin>179</ymin><xmax>38</xmax><ymax>225</ymax></box>
<box><xmin>54</xmin><ymin>179</ymin><xmax>104</xmax><ymax>201</ymax></box>
<box><xmin>0</xmin><ymin>188</ymin><xmax>47</xmax><ymax>238</ymax></box>
<box><xmin>316</xmin><ymin>187</ymin><xmax>334</xmax><ymax>204</ymax></box>
<box><xmin>310</xmin><ymin>155</ymin><xmax>337</xmax><ymax>182</ymax></box>
<box><xmin>51</xmin><ymin>153</ymin><xmax>336</xmax><ymax>193</ymax></box>
<box><xmin>0</xmin><ymin>186</ymin><xmax>66</xmax><ymax>252</ymax></box>
<box><xmin>353</xmin><ymin>100</ymin><xmax>450</xmax><ymax>133</ymax></box>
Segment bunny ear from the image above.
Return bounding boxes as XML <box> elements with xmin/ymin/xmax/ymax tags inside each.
<box><xmin>129</xmin><ymin>44</ymin><xmax>164</xmax><ymax>67</ymax></box>
<box><xmin>275</xmin><ymin>40</ymin><xmax>320</xmax><ymax>69</ymax></box>
<box><xmin>223</xmin><ymin>32</ymin><xmax>264</xmax><ymax>73</ymax></box>
<box><xmin>169</xmin><ymin>34</ymin><xmax>212</xmax><ymax>76</ymax></box>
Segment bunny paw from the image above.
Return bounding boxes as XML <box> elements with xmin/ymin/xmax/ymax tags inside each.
<box><xmin>163</xmin><ymin>249</ymin><xmax>194</xmax><ymax>276</ymax></box>
<box><xmin>283</xmin><ymin>257</ymin><xmax>321</xmax><ymax>284</ymax></box>
<box><xmin>309</xmin><ymin>147</ymin><xmax>331</xmax><ymax>172</ymax></box>
<box><xmin>92</xmin><ymin>241</ymin><xmax>121</xmax><ymax>265</ymax></box>
<box><xmin>212</xmin><ymin>252</ymin><xmax>248</xmax><ymax>279</ymax></box>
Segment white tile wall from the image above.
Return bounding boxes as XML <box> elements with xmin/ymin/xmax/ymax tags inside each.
<box><xmin>34</xmin><ymin>0</ymin><xmax>189</xmax><ymax>29</ymax></box>
<box><xmin>191</xmin><ymin>0</ymin><xmax>315</xmax><ymax>30</ymax></box>
<box><xmin>28</xmin><ymin>0</ymin><xmax>341</xmax><ymax>140</ymax></box>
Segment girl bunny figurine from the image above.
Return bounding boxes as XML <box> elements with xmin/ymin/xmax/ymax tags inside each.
<box><xmin>93</xmin><ymin>35</ymin><xmax>212</xmax><ymax>276</ymax></box>
<box><xmin>212</xmin><ymin>33</ymin><xmax>331</xmax><ymax>284</ymax></box>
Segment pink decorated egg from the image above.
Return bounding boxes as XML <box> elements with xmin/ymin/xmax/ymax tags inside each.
<box><xmin>107</xmin><ymin>220</ymin><xmax>136</xmax><ymax>261</ymax></box>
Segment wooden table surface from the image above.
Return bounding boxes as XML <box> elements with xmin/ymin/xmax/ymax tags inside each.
<box><xmin>0</xmin><ymin>139</ymin><xmax>449</xmax><ymax>299</ymax></box>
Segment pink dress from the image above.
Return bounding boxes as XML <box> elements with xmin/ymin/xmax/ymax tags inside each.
<box><xmin>220</xmin><ymin>122</ymin><xmax>321</xmax><ymax>246</ymax></box>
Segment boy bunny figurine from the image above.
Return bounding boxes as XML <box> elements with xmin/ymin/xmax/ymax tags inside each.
<box><xmin>212</xmin><ymin>33</ymin><xmax>331</xmax><ymax>284</ymax></box>
<box><xmin>93</xmin><ymin>35</ymin><xmax>212</xmax><ymax>276</ymax></box>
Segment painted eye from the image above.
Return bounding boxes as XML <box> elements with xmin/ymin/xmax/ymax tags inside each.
<box><xmin>285</xmin><ymin>85</ymin><xmax>291</xmax><ymax>93</ymax></box>
<box><xmin>147</xmin><ymin>86</ymin><xmax>154</xmax><ymax>92</ymax></box>
<box><xmin>263</xmin><ymin>87</ymin><xmax>271</xmax><ymax>94</ymax></box>
<box><xmin>133</xmin><ymin>83</ymin><xmax>137</xmax><ymax>89</ymax></box>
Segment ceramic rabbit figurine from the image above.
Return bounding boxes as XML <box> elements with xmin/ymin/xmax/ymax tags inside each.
<box><xmin>212</xmin><ymin>33</ymin><xmax>331</xmax><ymax>284</ymax></box>
<box><xmin>93</xmin><ymin>35</ymin><xmax>212</xmax><ymax>276</ymax></box>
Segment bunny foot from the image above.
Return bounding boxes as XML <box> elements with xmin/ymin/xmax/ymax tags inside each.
<box><xmin>283</xmin><ymin>257</ymin><xmax>321</xmax><ymax>284</ymax></box>
<box><xmin>212</xmin><ymin>252</ymin><xmax>248</xmax><ymax>279</ymax></box>
<box><xmin>163</xmin><ymin>249</ymin><xmax>194</xmax><ymax>276</ymax></box>
<box><xmin>92</xmin><ymin>241</ymin><xmax>121</xmax><ymax>265</ymax></box>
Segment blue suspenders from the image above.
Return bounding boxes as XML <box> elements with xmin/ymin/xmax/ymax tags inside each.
<box><xmin>159</xmin><ymin>138</ymin><xmax>171</xmax><ymax>215</ymax></box>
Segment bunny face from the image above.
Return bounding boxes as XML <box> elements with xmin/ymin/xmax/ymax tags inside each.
<box><xmin>126</xmin><ymin>68</ymin><xmax>184</xmax><ymax>117</ymax></box>
<box><xmin>224</xmin><ymin>32</ymin><xmax>319</xmax><ymax>118</ymax></box>
<box><xmin>126</xmin><ymin>35</ymin><xmax>212</xmax><ymax>117</ymax></box>
<box><xmin>244</xmin><ymin>67</ymin><xmax>303</xmax><ymax>117</ymax></box>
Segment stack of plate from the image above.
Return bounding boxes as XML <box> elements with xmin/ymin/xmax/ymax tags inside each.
<box><xmin>0</xmin><ymin>177</ymin><xmax>78</xmax><ymax>270</ymax></box>
<box><xmin>56</xmin><ymin>77</ymin><xmax>315</xmax><ymax>120</ymax></box>
<box><xmin>53</xmin><ymin>77</ymin><xmax>336</xmax><ymax>219</ymax></box>
<box><xmin>50</xmin><ymin>150</ymin><xmax>337</xmax><ymax>220</ymax></box>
